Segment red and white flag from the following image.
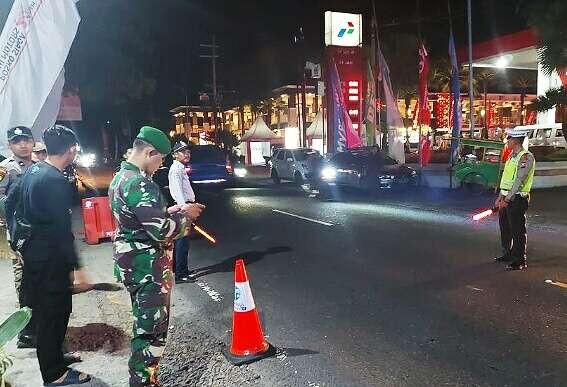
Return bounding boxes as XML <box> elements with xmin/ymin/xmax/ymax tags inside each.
<box><xmin>0</xmin><ymin>0</ymin><xmax>80</xmax><ymax>156</ymax></box>
<box><xmin>417</xmin><ymin>44</ymin><xmax>431</xmax><ymax>126</ymax></box>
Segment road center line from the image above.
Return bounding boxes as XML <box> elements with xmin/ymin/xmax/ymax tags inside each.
<box><xmin>272</xmin><ymin>209</ymin><xmax>334</xmax><ymax>227</ymax></box>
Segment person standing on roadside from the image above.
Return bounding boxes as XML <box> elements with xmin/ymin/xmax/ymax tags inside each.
<box><xmin>494</xmin><ymin>127</ymin><xmax>535</xmax><ymax>271</ymax></box>
<box><xmin>32</xmin><ymin>142</ymin><xmax>48</xmax><ymax>162</ymax></box>
<box><xmin>20</xmin><ymin>125</ymin><xmax>92</xmax><ymax>385</ymax></box>
<box><xmin>168</xmin><ymin>141</ymin><xmax>197</xmax><ymax>284</ymax></box>
<box><xmin>109</xmin><ymin>126</ymin><xmax>205</xmax><ymax>386</ymax></box>
<box><xmin>0</xmin><ymin>126</ymin><xmax>35</xmax><ymax>348</ymax></box>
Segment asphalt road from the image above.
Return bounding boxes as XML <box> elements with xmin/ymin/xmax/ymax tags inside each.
<box><xmin>78</xmin><ymin>165</ymin><xmax>567</xmax><ymax>386</ymax></box>
<box><xmin>164</xmin><ymin>174</ymin><xmax>567</xmax><ymax>387</ymax></box>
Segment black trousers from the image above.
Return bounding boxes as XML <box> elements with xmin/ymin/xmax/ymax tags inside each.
<box><xmin>21</xmin><ymin>251</ymin><xmax>72</xmax><ymax>383</ymax></box>
<box><xmin>499</xmin><ymin>195</ymin><xmax>529</xmax><ymax>263</ymax></box>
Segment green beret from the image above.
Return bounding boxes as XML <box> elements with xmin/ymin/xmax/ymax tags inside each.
<box><xmin>136</xmin><ymin>126</ymin><xmax>171</xmax><ymax>154</ymax></box>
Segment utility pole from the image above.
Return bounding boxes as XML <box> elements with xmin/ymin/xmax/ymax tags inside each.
<box><xmin>200</xmin><ymin>35</ymin><xmax>220</xmax><ymax>142</ymax></box>
<box><xmin>467</xmin><ymin>0</ymin><xmax>475</xmax><ymax>138</ymax></box>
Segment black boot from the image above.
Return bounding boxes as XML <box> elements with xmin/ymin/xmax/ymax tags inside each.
<box><xmin>16</xmin><ymin>332</ymin><xmax>36</xmax><ymax>349</ymax></box>
<box><xmin>494</xmin><ymin>254</ymin><xmax>512</xmax><ymax>263</ymax></box>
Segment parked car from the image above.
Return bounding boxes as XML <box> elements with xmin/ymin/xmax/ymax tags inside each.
<box><xmin>316</xmin><ymin>147</ymin><xmax>417</xmax><ymax>197</ymax></box>
<box><xmin>521</xmin><ymin>123</ymin><xmax>566</xmax><ymax>148</ymax></box>
<box><xmin>187</xmin><ymin>145</ymin><xmax>234</xmax><ymax>185</ymax></box>
<box><xmin>270</xmin><ymin>148</ymin><xmax>322</xmax><ymax>185</ymax></box>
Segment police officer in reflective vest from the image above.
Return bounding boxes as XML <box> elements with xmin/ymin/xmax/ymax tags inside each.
<box><xmin>494</xmin><ymin>127</ymin><xmax>535</xmax><ymax>270</ymax></box>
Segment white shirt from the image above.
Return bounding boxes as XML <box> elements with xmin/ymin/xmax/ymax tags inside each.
<box><xmin>168</xmin><ymin>160</ymin><xmax>195</xmax><ymax>205</ymax></box>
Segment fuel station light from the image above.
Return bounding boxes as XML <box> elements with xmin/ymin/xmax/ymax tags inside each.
<box><xmin>348</xmin><ymin>81</ymin><xmax>359</xmax><ymax>87</ymax></box>
<box><xmin>348</xmin><ymin>95</ymin><xmax>359</xmax><ymax>102</ymax></box>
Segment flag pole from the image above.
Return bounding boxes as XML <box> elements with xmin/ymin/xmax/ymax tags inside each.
<box><xmin>448</xmin><ymin>0</ymin><xmax>454</xmax><ymax>189</ymax></box>
<box><xmin>467</xmin><ymin>0</ymin><xmax>475</xmax><ymax>138</ymax></box>
<box><xmin>417</xmin><ymin>0</ymin><xmax>423</xmax><ymax>180</ymax></box>
<box><xmin>372</xmin><ymin>1</ymin><xmax>381</xmax><ymax>149</ymax></box>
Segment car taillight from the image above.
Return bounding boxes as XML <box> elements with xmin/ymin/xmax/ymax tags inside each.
<box><xmin>226</xmin><ymin>163</ymin><xmax>234</xmax><ymax>173</ymax></box>
<box><xmin>185</xmin><ymin>166</ymin><xmax>192</xmax><ymax>175</ymax></box>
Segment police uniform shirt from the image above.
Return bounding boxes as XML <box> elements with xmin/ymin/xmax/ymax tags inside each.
<box><xmin>168</xmin><ymin>160</ymin><xmax>195</xmax><ymax>205</ymax></box>
<box><xmin>0</xmin><ymin>155</ymin><xmax>33</xmax><ymax>194</ymax></box>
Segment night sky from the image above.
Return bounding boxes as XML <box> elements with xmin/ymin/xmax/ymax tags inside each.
<box><xmin>1</xmin><ymin>0</ymin><xmax>529</xmax><ymax>149</ymax></box>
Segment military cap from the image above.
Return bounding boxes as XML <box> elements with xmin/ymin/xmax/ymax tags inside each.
<box><xmin>7</xmin><ymin>126</ymin><xmax>33</xmax><ymax>141</ymax></box>
<box><xmin>172</xmin><ymin>141</ymin><xmax>190</xmax><ymax>153</ymax></box>
<box><xmin>136</xmin><ymin>126</ymin><xmax>171</xmax><ymax>154</ymax></box>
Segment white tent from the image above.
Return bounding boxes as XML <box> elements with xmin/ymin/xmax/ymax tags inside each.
<box><xmin>241</xmin><ymin>116</ymin><xmax>280</xmax><ymax>141</ymax></box>
<box><xmin>306</xmin><ymin>111</ymin><xmax>324</xmax><ymax>139</ymax></box>
<box><xmin>240</xmin><ymin>116</ymin><xmax>281</xmax><ymax>165</ymax></box>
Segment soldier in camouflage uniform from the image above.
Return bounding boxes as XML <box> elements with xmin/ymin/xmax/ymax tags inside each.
<box><xmin>109</xmin><ymin>126</ymin><xmax>204</xmax><ymax>386</ymax></box>
<box><xmin>0</xmin><ymin>126</ymin><xmax>35</xmax><ymax>348</ymax></box>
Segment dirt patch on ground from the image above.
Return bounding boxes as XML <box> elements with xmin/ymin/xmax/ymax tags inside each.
<box><xmin>159</xmin><ymin>316</ymin><xmax>262</xmax><ymax>387</ymax></box>
<box><xmin>66</xmin><ymin>323</ymin><xmax>128</xmax><ymax>353</ymax></box>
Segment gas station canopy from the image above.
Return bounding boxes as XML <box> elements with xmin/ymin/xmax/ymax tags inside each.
<box><xmin>457</xmin><ymin>29</ymin><xmax>539</xmax><ymax>70</ymax></box>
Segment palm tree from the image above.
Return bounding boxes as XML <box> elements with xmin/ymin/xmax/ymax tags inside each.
<box><xmin>516</xmin><ymin>77</ymin><xmax>535</xmax><ymax>125</ymax></box>
<box><xmin>475</xmin><ymin>69</ymin><xmax>496</xmax><ymax>138</ymax></box>
<box><xmin>429</xmin><ymin>58</ymin><xmax>478</xmax><ymax>94</ymax></box>
<box><xmin>523</xmin><ymin>0</ymin><xmax>567</xmax><ymax>142</ymax></box>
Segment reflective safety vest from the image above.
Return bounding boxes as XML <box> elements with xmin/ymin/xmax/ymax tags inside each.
<box><xmin>500</xmin><ymin>149</ymin><xmax>535</xmax><ymax>193</ymax></box>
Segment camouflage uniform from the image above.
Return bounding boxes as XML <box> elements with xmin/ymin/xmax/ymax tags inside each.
<box><xmin>0</xmin><ymin>155</ymin><xmax>34</xmax><ymax>306</ymax></box>
<box><xmin>109</xmin><ymin>161</ymin><xmax>186</xmax><ymax>387</ymax></box>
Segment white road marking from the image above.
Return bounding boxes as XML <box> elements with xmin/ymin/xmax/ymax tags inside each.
<box><xmin>196</xmin><ymin>281</ymin><xmax>223</xmax><ymax>302</ymax></box>
<box><xmin>272</xmin><ymin>209</ymin><xmax>334</xmax><ymax>227</ymax></box>
<box><xmin>466</xmin><ymin>285</ymin><xmax>483</xmax><ymax>292</ymax></box>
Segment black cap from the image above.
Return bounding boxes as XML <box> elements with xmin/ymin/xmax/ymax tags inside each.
<box><xmin>7</xmin><ymin>126</ymin><xmax>33</xmax><ymax>141</ymax></box>
<box><xmin>172</xmin><ymin>141</ymin><xmax>190</xmax><ymax>153</ymax></box>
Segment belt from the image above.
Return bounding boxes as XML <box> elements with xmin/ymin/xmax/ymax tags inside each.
<box><xmin>500</xmin><ymin>190</ymin><xmax>529</xmax><ymax>198</ymax></box>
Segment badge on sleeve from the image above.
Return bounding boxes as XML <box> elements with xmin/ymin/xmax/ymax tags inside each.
<box><xmin>0</xmin><ymin>167</ymin><xmax>7</xmax><ymax>182</ymax></box>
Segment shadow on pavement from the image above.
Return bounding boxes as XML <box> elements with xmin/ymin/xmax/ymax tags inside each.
<box><xmin>191</xmin><ymin>246</ymin><xmax>292</xmax><ymax>279</ymax></box>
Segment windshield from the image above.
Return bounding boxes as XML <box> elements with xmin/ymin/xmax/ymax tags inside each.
<box><xmin>189</xmin><ymin>146</ymin><xmax>225</xmax><ymax>163</ymax></box>
<box><xmin>293</xmin><ymin>149</ymin><xmax>320</xmax><ymax>161</ymax></box>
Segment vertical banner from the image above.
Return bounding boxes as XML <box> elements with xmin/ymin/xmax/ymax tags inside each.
<box><xmin>364</xmin><ymin>61</ymin><xmax>376</xmax><ymax>146</ymax></box>
<box><xmin>448</xmin><ymin>31</ymin><xmax>462</xmax><ymax>164</ymax></box>
<box><xmin>417</xmin><ymin>44</ymin><xmax>431</xmax><ymax>126</ymax></box>
<box><xmin>0</xmin><ymin>0</ymin><xmax>80</xmax><ymax>155</ymax></box>
<box><xmin>328</xmin><ymin>57</ymin><xmax>361</xmax><ymax>152</ymax></box>
<box><xmin>376</xmin><ymin>46</ymin><xmax>405</xmax><ymax>164</ymax></box>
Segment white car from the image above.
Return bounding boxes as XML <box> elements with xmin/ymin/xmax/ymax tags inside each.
<box><xmin>519</xmin><ymin>123</ymin><xmax>566</xmax><ymax>148</ymax></box>
<box><xmin>270</xmin><ymin>148</ymin><xmax>321</xmax><ymax>184</ymax></box>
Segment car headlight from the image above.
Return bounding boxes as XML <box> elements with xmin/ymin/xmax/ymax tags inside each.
<box><xmin>321</xmin><ymin>167</ymin><xmax>337</xmax><ymax>180</ymax></box>
<box><xmin>234</xmin><ymin>167</ymin><xmax>247</xmax><ymax>178</ymax></box>
<box><xmin>76</xmin><ymin>153</ymin><xmax>96</xmax><ymax>168</ymax></box>
<box><xmin>410</xmin><ymin>170</ymin><xmax>417</xmax><ymax>176</ymax></box>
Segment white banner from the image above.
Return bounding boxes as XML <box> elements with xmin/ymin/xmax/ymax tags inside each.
<box><xmin>0</xmin><ymin>0</ymin><xmax>80</xmax><ymax>156</ymax></box>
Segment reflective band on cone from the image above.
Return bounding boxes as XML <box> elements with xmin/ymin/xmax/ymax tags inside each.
<box><xmin>224</xmin><ymin>259</ymin><xmax>276</xmax><ymax>365</ymax></box>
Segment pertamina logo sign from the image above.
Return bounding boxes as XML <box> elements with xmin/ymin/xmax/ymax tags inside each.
<box><xmin>337</xmin><ymin>22</ymin><xmax>355</xmax><ymax>38</ymax></box>
<box><xmin>324</xmin><ymin>11</ymin><xmax>362</xmax><ymax>47</ymax></box>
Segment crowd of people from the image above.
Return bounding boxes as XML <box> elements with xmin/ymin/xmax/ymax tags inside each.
<box><xmin>0</xmin><ymin>124</ymin><xmax>205</xmax><ymax>386</ymax></box>
<box><xmin>0</xmin><ymin>122</ymin><xmax>536</xmax><ymax>386</ymax></box>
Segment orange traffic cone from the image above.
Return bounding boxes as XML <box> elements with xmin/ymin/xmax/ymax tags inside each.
<box><xmin>224</xmin><ymin>259</ymin><xmax>276</xmax><ymax>365</ymax></box>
